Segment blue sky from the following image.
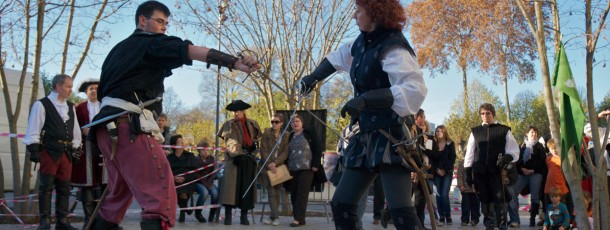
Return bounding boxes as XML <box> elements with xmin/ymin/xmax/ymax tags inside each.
<box><xmin>66</xmin><ymin>1</ymin><xmax>608</xmax><ymax>125</ymax></box>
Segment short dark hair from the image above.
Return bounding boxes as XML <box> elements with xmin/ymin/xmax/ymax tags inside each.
<box><xmin>158</xmin><ymin>113</ymin><xmax>168</xmax><ymax>120</ymax></box>
<box><xmin>479</xmin><ymin>103</ymin><xmax>496</xmax><ymax>117</ymax></box>
<box><xmin>416</xmin><ymin>109</ymin><xmax>425</xmax><ymax>119</ymax></box>
<box><xmin>135</xmin><ymin>1</ymin><xmax>171</xmax><ymax>26</ymax></box>
<box><xmin>169</xmin><ymin>134</ymin><xmax>183</xmax><ymax>146</ymax></box>
<box><xmin>273</xmin><ymin>114</ymin><xmax>285</xmax><ymax>123</ymax></box>
<box><xmin>526</xmin><ymin>125</ymin><xmax>538</xmax><ymax>134</ymax></box>
<box><xmin>51</xmin><ymin>74</ymin><xmax>72</xmax><ymax>91</ymax></box>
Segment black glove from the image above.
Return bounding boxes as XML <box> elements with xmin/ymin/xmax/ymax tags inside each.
<box><xmin>297</xmin><ymin>58</ymin><xmax>336</xmax><ymax>96</ymax></box>
<box><xmin>496</xmin><ymin>154</ymin><xmax>513</xmax><ymax>169</ymax></box>
<box><xmin>465</xmin><ymin>167</ymin><xmax>473</xmax><ymax>186</ymax></box>
<box><xmin>340</xmin><ymin>88</ymin><xmax>394</xmax><ymax>118</ymax></box>
<box><xmin>27</xmin><ymin>144</ymin><xmax>41</xmax><ymax>163</ymax></box>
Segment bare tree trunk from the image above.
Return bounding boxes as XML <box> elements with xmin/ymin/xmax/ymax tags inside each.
<box><xmin>503</xmin><ymin>74</ymin><xmax>510</xmax><ymax>121</ymax></box>
<box><xmin>461</xmin><ymin>65</ymin><xmax>468</xmax><ymax>113</ymax></box>
<box><xmin>61</xmin><ymin>0</ymin><xmax>75</xmax><ymax>74</ymax></box>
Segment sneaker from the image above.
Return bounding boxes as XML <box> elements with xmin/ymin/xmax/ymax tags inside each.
<box><xmin>446</xmin><ymin>217</ymin><xmax>452</xmax><ymax>225</ymax></box>
<box><xmin>272</xmin><ymin>218</ymin><xmax>280</xmax><ymax>226</ymax></box>
<box><xmin>437</xmin><ymin>216</ymin><xmax>444</xmax><ymax>226</ymax></box>
<box><xmin>372</xmin><ymin>219</ymin><xmax>380</xmax><ymax>225</ymax></box>
<box><xmin>509</xmin><ymin>222</ymin><xmax>520</xmax><ymax>228</ymax></box>
<box><xmin>263</xmin><ymin>217</ymin><xmax>273</xmax><ymax>225</ymax></box>
<box><xmin>461</xmin><ymin>222</ymin><xmax>469</xmax><ymax>226</ymax></box>
<box><xmin>471</xmin><ymin>220</ymin><xmax>479</xmax><ymax>226</ymax></box>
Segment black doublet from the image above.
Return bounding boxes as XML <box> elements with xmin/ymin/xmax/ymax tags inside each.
<box><xmin>471</xmin><ymin>123</ymin><xmax>510</xmax><ymax>174</ymax></box>
<box><xmin>39</xmin><ymin>97</ymin><xmax>75</xmax><ymax>162</ymax></box>
<box><xmin>349</xmin><ymin>28</ymin><xmax>414</xmax><ymax>132</ymax></box>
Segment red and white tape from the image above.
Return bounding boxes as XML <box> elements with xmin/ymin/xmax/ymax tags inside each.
<box><xmin>0</xmin><ymin>132</ymin><xmax>25</xmax><ymax>138</ymax></box>
<box><xmin>161</xmin><ymin>145</ymin><xmax>226</xmax><ymax>151</ymax></box>
<box><xmin>175</xmin><ymin>166</ymin><xmax>223</xmax><ymax>189</ymax></box>
<box><xmin>173</xmin><ymin>163</ymin><xmax>217</xmax><ymax>177</ymax></box>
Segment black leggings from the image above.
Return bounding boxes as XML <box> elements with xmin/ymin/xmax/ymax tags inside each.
<box><xmin>332</xmin><ymin>164</ymin><xmax>413</xmax><ymax>209</ymax></box>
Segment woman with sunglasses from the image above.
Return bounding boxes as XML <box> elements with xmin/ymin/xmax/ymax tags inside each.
<box><xmin>259</xmin><ymin>114</ymin><xmax>289</xmax><ymax>226</ymax></box>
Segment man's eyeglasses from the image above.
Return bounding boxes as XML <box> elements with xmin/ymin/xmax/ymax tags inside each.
<box><xmin>146</xmin><ymin>16</ymin><xmax>169</xmax><ymax>27</ymax></box>
<box><xmin>271</xmin><ymin>121</ymin><xmax>282</xmax><ymax>124</ymax></box>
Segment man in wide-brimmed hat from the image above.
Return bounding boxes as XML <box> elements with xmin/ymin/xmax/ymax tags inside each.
<box><xmin>217</xmin><ymin>100</ymin><xmax>261</xmax><ymax>225</ymax></box>
<box><xmin>72</xmin><ymin>78</ymin><xmax>105</xmax><ymax>227</ymax></box>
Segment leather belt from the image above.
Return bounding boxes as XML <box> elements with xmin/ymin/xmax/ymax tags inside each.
<box><xmin>58</xmin><ymin>140</ymin><xmax>73</xmax><ymax>146</ymax></box>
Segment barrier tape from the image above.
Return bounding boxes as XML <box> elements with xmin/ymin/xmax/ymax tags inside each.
<box><xmin>177</xmin><ymin>203</ymin><xmax>222</xmax><ymax>211</ymax></box>
<box><xmin>160</xmin><ymin>145</ymin><xmax>226</xmax><ymax>151</ymax></box>
<box><xmin>175</xmin><ymin>166</ymin><xmax>223</xmax><ymax>189</ymax></box>
<box><xmin>0</xmin><ymin>132</ymin><xmax>25</xmax><ymax>138</ymax></box>
<box><xmin>1</xmin><ymin>200</ymin><xmax>25</xmax><ymax>225</ymax></box>
<box><xmin>173</xmin><ymin>163</ymin><xmax>216</xmax><ymax>177</ymax></box>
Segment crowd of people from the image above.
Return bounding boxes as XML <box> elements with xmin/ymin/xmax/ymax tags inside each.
<box><xmin>20</xmin><ymin>0</ymin><xmax>610</xmax><ymax>230</ymax></box>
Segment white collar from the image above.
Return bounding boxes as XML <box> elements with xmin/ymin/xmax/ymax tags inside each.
<box><xmin>481</xmin><ymin>121</ymin><xmax>499</xmax><ymax>126</ymax></box>
<box><xmin>49</xmin><ymin>91</ymin><xmax>66</xmax><ymax>103</ymax></box>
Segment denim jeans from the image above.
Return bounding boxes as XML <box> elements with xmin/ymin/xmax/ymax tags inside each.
<box><xmin>508</xmin><ymin>173</ymin><xmax>543</xmax><ymax>224</ymax></box>
<box><xmin>433</xmin><ymin>173</ymin><xmax>453</xmax><ymax>218</ymax></box>
<box><xmin>195</xmin><ymin>183</ymin><xmax>219</xmax><ymax>207</ymax></box>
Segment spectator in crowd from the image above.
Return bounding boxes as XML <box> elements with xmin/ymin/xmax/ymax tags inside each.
<box><xmin>285</xmin><ymin>114</ymin><xmax>323</xmax><ymax>227</ymax></box>
<box><xmin>457</xmin><ymin>154</ymin><xmax>480</xmax><ymax>226</ymax></box>
<box><xmin>167</xmin><ymin>135</ymin><xmax>199</xmax><ymax>223</ymax></box>
<box><xmin>508</xmin><ymin>126</ymin><xmax>547</xmax><ymax>227</ymax></box>
<box><xmin>464</xmin><ymin>103</ymin><xmax>520</xmax><ymax>230</ymax></box>
<box><xmin>157</xmin><ymin>113</ymin><xmax>172</xmax><ymax>155</ymax></box>
<box><xmin>544</xmin><ymin>139</ymin><xmax>574</xmax><ymax>228</ymax></box>
<box><xmin>543</xmin><ymin>188</ymin><xmax>570</xmax><ymax>230</ymax></box>
<box><xmin>430</xmin><ymin>125</ymin><xmax>456</xmax><ymax>225</ymax></box>
<box><xmin>194</xmin><ymin>140</ymin><xmax>220</xmax><ymax>223</ymax></box>
<box><xmin>217</xmin><ymin>100</ymin><xmax>261</xmax><ymax>225</ymax></box>
<box><xmin>259</xmin><ymin>114</ymin><xmax>289</xmax><ymax>226</ymax></box>
<box><xmin>411</xmin><ymin>110</ymin><xmax>438</xmax><ymax>227</ymax></box>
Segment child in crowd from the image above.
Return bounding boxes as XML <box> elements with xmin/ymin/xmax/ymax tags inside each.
<box><xmin>543</xmin><ymin>188</ymin><xmax>570</xmax><ymax>230</ymax></box>
<box><xmin>456</xmin><ymin>158</ymin><xmax>480</xmax><ymax>226</ymax></box>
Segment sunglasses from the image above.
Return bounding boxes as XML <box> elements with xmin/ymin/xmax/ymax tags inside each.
<box><xmin>271</xmin><ymin>120</ymin><xmax>282</xmax><ymax>124</ymax></box>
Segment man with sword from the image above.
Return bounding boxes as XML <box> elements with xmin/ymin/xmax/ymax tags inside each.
<box><xmin>464</xmin><ymin>103</ymin><xmax>519</xmax><ymax>230</ymax></box>
<box><xmin>87</xmin><ymin>1</ymin><xmax>260</xmax><ymax>229</ymax></box>
<box><xmin>299</xmin><ymin>0</ymin><xmax>427</xmax><ymax>229</ymax></box>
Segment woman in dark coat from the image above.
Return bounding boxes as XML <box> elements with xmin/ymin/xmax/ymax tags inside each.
<box><xmin>167</xmin><ymin>134</ymin><xmax>199</xmax><ymax>223</ymax></box>
<box><xmin>430</xmin><ymin>125</ymin><xmax>457</xmax><ymax>225</ymax></box>
<box><xmin>286</xmin><ymin>114</ymin><xmax>322</xmax><ymax>227</ymax></box>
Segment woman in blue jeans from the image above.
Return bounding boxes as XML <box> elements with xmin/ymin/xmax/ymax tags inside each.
<box><xmin>194</xmin><ymin>141</ymin><xmax>220</xmax><ymax>223</ymax></box>
<box><xmin>430</xmin><ymin>125</ymin><xmax>456</xmax><ymax>225</ymax></box>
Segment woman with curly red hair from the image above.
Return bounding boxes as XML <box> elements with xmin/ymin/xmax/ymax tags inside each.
<box><xmin>299</xmin><ymin>0</ymin><xmax>427</xmax><ymax>229</ymax></box>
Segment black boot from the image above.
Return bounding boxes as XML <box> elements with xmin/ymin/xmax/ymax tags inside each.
<box><xmin>38</xmin><ymin>174</ymin><xmax>54</xmax><ymax>230</ymax></box>
<box><xmin>208</xmin><ymin>208</ymin><xmax>217</xmax><ymax>223</ymax></box>
<box><xmin>194</xmin><ymin>210</ymin><xmax>207</xmax><ymax>223</ymax></box>
<box><xmin>388</xmin><ymin>207</ymin><xmax>424</xmax><ymax>230</ymax></box>
<box><xmin>177</xmin><ymin>198</ymin><xmax>187</xmax><ymax>223</ymax></box>
<box><xmin>494</xmin><ymin>202</ymin><xmax>508</xmax><ymax>230</ymax></box>
<box><xmin>331</xmin><ymin>202</ymin><xmax>362</xmax><ymax>230</ymax></box>
<box><xmin>139</xmin><ymin>219</ymin><xmax>163</xmax><ymax>230</ymax></box>
<box><xmin>482</xmin><ymin>203</ymin><xmax>495</xmax><ymax>230</ymax></box>
<box><xmin>240</xmin><ymin>210</ymin><xmax>250</xmax><ymax>225</ymax></box>
<box><xmin>224</xmin><ymin>206</ymin><xmax>232</xmax><ymax>225</ymax></box>
<box><xmin>56</xmin><ymin>180</ymin><xmax>78</xmax><ymax>230</ymax></box>
<box><xmin>81</xmin><ymin>188</ymin><xmax>96</xmax><ymax>229</ymax></box>
<box><xmin>530</xmin><ymin>203</ymin><xmax>540</xmax><ymax>227</ymax></box>
<box><xmin>91</xmin><ymin>214</ymin><xmax>122</xmax><ymax>230</ymax></box>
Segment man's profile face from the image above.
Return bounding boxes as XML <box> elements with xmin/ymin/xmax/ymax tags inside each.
<box><xmin>86</xmin><ymin>84</ymin><xmax>98</xmax><ymax>102</ymax></box>
<box><xmin>139</xmin><ymin>10</ymin><xmax>168</xmax><ymax>34</ymax></box>
<box><xmin>56</xmin><ymin>78</ymin><xmax>73</xmax><ymax>100</ymax></box>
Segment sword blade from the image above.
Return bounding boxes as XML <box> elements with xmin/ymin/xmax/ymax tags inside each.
<box><xmin>80</xmin><ymin>111</ymin><xmax>128</xmax><ymax>129</ymax></box>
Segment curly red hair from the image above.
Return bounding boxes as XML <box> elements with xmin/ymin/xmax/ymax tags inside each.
<box><xmin>356</xmin><ymin>0</ymin><xmax>406</xmax><ymax>31</ymax></box>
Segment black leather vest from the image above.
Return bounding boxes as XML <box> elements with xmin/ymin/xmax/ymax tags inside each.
<box><xmin>471</xmin><ymin>123</ymin><xmax>510</xmax><ymax>174</ymax></box>
<box><xmin>40</xmin><ymin>97</ymin><xmax>75</xmax><ymax>161</ymax></box>
<box><xmin>349</xmin><ymin>28</ymin><xmax>415</xmax><ymax>131</ymax></box>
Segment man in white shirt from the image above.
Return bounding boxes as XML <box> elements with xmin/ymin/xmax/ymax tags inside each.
<box><xmin>464</xmin><ymin>103</ymin><xmax>519</xmax><ymax>230</ymax></box>
<box><xmin>23</xmin><ymin>74</ymin><xmax>82</xmax><ymax>230</ymax></box>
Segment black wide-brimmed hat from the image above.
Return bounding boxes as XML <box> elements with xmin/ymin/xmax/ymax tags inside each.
<box><xmin>225</xmin><ymin>100</ymin><xmax>251</xmax><ymax>111</ymax></box>
<box><xmin>78</xmin><ymin>78</ymin><xmax>100</xmax><ymax>93</ymax></box>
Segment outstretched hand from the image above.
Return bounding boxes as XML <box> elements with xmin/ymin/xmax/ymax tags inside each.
<box><xmin>235</xmin><ymin>55</ymin><xmax>261</xmax><ymax>73</ymax></box>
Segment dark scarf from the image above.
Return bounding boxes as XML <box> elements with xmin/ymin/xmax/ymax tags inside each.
<box><xmin>239</xmin><ymin>114</ymin><xmax>253</xmax><ymax>148</ymax></box>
